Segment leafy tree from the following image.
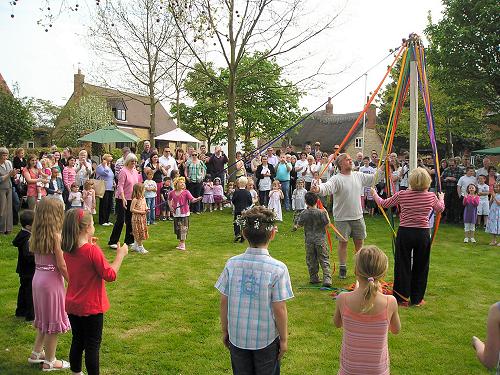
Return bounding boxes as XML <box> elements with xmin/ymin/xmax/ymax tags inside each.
<box><xmin>377</xmin><ymin>63</ymin><xmax>488</xmax><ymax>156</ymax></box>
<box><xmin>227</xmin><ymin>54</ymin><xmax>302</xmax><ymax>151</ymax></box>
<box><xmin>0</xmin><ymin>90</ymin><xmax>34</xmax><ymax>147</ymax></box>
<box><xmin>23</xmin><ymin>97</ymin><xmax>61</xmax><ymax>128</ymax></box>
<box><xmin>169</xmin><ymin>0</ymin><xmax>339</xmax><ymax>177</ymax></box>
<box><xmin>58</xmin><ymin>94</ymin><xmax>114</xmax><ymax>147</ymax></box>
<box><xmin>170</xmin><ymin>64</ymin><xmax>226</xmax><ymax>150</ymax></box>
<box><xmin>425</xmin><ymin>0</ymin><xmax>500</xmax><ymax>113</ymax></box>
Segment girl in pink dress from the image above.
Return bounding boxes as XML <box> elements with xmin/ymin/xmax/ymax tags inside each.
<box><xmin>333</xmin><ymin>246</ymin><xmax>401</xmax><ymax>375</ymax></box>
<box><xmin>27</xmin><ymin>198</ymin><xmax>71</xmax><ymax>371</ymax></box>
<box><xmin>168</xmin><ymin>177</ymin><xmax>202</xmax><ymax>251</ymax></box>
<box><xmin>212</xmin><ymin>177</ymin><xmax>225</xmax><ymax>210</ymax></box>
<box><xmin>82</xmin><ymin>180</ymin><xmax>96</xmax><ymax>214</ymax></box>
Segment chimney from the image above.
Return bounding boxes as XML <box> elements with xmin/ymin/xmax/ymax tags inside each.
<box><xmin>325</xmin><ymin>97</ymin><xmax>333</xmax><ymax>114</ymax></box>
<box><xmin>366</xmin><ymin>104</ymin><xmax>376</xmax><ymax>129</ymax></box>
<box><xmin>74</xmin><ymin>68</ymin><xmax>85</xmax><ymax>99</ymax></box>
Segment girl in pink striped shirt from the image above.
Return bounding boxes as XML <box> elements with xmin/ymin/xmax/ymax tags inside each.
<box><xmin>371</xmin><ymin>167</ymin><xmax>445</xmax><ymax>307</ymax></box>
<box><xmin>334</xmin><ymin>246</ymin><xmax>401</xmax><ymax>375</ymax></box>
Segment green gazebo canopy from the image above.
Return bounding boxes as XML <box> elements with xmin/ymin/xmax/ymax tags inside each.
<box><xmin>471</xmin><ymin>146</ymin><xmax>500</xmax><ymax>155</ymax></box>
<box><xmin>77</xmin><ymin>126</ymin><xmax>140</xmax><ymax>144</ymax></box>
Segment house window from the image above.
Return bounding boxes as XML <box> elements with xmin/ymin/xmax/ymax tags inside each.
<box><xmin>27</xmin><ymin>141</ymin><xmax>35</xmax><ymax>149</ymax></box>
<box><xmin>355</xmin><ymin>137</ymin><xmax>363</xmax><ymax>149</ymax></box>
<box><xmin>114</xmin><ymin>108</ymin><xmax>126</xmax><ymax>121</ymax></box>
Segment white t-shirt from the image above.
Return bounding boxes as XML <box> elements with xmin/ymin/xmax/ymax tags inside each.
<box><xmin>359</xmin><ymin>166</ymin><xmax>376</xmax><ymax>196</ymax></box>
<box><xmin>399</xmin><ymin>164</ymin><xmax>409</xmax><ymax>188</ymax></box>
<box><xmin>158</xmin><ymin>155</ymin><xmax>178</xmax><ymax>178</ymax></box>
<box><xmin>259</xmin><ymin>166</ymin><xmax>272</xmax><ymax>191</ymax></box>
<box><xmin>319</xmin><ymin>171</ymin><xmax>375</xmax><ymax>221</ymax></box>
<box><xmin>143</xmin><ymin>179</ymin><xmax>157</xmax><ymax>199</ymax></box>
<box><xmin>477</xmin><ymin>183</ymin><xmax>490</xmax><ymax>202</ymax></box>
<box><xmin>457</xmin><ymin>175</ymin><xmax>477</xmax><ymax>197</ymax></box>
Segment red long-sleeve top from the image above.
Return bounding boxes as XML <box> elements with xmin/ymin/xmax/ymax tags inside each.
<box><xmin>64</xmin><ymin>243</ymin><xmax>116</xmax><ymax>316</ymax></box>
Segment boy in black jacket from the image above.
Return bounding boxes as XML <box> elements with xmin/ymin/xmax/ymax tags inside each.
<box><xmin>232</xmin><ymin>176</ymin><xmax>253</xmax><ymax>243</ymax></box>
<box><xmin>12</xmin><ymin>210</ymin><xmax>35</xmax><ymax>321</ymax></box>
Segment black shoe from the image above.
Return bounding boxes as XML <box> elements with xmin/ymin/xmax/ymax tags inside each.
<box><xmin>234</xmin><ymin>236</ymin><xmax>240</xmax><ymax>243</ymax></box>
<box><xmin>239</xmin><ymin>236</ymin><xmax>245</xmax><ymax>243</ymax></box>
<box><xmin>339</xmin><ymin>266</ymin><xmax>347</xmax><ymax>279</ymax></box>
<box><xmin>309</xmin><ymin>280</ymin><xmax>321</xmax><ymax>285</ymax></box>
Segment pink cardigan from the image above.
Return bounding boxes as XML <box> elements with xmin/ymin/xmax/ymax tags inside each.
<box><xmin>115</xmin><ymin>167</ymin><xmax>140</xmax><ymax>201</ymax></box>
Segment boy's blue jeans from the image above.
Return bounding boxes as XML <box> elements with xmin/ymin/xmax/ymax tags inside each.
<box><xmin>229</xmin><ymin>337</ymin><xmax>280</xmax><ymax>375</ymax></box>
<box><xmin>146</xmin><ymin>197</ymin><xmax>155</xmax><ymax>224</ymax></box>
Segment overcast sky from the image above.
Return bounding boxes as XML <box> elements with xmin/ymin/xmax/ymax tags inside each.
<box><xmin>0</xmin><ymin>0</ymin><xmax>443</xmax><ymax>115</ymax></box>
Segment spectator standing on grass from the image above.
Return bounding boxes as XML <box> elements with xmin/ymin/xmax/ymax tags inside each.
<box><xmin>114</xmin><ymin>147</ymin><xmax>131</xmax><ymax>181</ymax></box>
<box><xmin>333</xmin><ymin>246</ymin><xmax>401</xmax><ymax>375</ymax></box>
<box><xmin>266</xmin><ymin>147</ymin><xmax>279</xmax><ymax>168</ymax></box>
<box><xmin>209</xmin><ymin>146</ymin><xmax>229</xmax><ymax>187</ymax></box>
<box><xmin>441</xmin><ymin>159</ymin><xmax>463</xmax><ymax>224</ymax></box>
<box><xmin>95</xmin><ymin>154</ymin><xmax>115</xmax><ymax>226</ymax></box>
<box><xmin>140</xmin><ymin>140</ymin><xmax>152</xmax><ymax>164</ymax></box>
<box><xmin>475</xmin><ymin>157</ymin><xmax>491</xmax><ymax>179</ymax></box>
<box><xmin>216</xmin><ymin>206</ymin><xmax>293</xmax><ymax>375</ymax></box>
<box><xmin>255</xmin><ymin>155</ymin><xmax>275</xmax><ymax>207</ymax></box>
<box><xmin>158</xmin><ymin>147</ymin><xmax>178</xmax><ymax>178</ymax></box>
<box><xmin>74</xmin><ymin>150</ymin><xmax>92</xmax><ymax>190</ymax></box>
<box><xmin>108</xmin><ymin>154</ymin><xmax>140</xmax><ymax>250</ymax></box>
<box><xmin>185</xmin><ymin>151</ymin><xmax>206</xmax><ymax>214</ymax></box>
<box><xmin>371</xmin><ymin>168</ymin><xmax>445</xmax><ymax>307</ymax></box>
<box><xmin>275</xmin><ymin>154</ymin><xmax>292</xmax><ymax>211</ymax></box>
<box><xmin>312</xmin><ymin>153</ymin><xmax>378</xmax><ymax>279</ymax></box>
<box><xmin>0</xmin><ymin>147</ymin><xmax>16</xmax><ymax>234</ymax></box>
<box><xmin>457</xmin><ymin>167</ymin><xmax>477</xmax><ymax>198</ymax></box>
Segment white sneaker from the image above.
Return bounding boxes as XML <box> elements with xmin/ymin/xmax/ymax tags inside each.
<box><xmin>138</xmin><ymin>246</ymin><xmax>149</xmax><ymax>254</ymax></box>
<box><xmin>106</xmin><ymin>222</ymin><xmax>114</xmax><ymax>226</ymax></box>
<box><xmin>109</xmin><ymin>244</ymin><xmax>118</xmax><ymax>249</ymax></box>
<box><xmin>464</xmin><ymin>238</ymin><xmax>469</xmax><ymax>243</ymax></box>
<box><xmin>130</xmin><ymin>242</ymin><xmax>139</xmax><ymax>252</ymax></box>
<box><xmin>470</xmin><ymin>238</ymin><xmax>476</xmax><ymax>243</ymax></box>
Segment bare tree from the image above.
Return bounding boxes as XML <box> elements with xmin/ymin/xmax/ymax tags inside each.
<box><xmin>168</xmin><ymin>0</ymin><xmax>341</xmax><ymax>177</ymax></box>
<box><xmin>88</xmin><ymin>0</ymin><xmax>182</xmax><ymax>139</ymax></box>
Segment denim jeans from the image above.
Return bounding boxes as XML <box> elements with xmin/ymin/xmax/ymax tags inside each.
<box><xmin>146</xmin><ymin>197</ymin><xmax>155</xmax><ymax>224</ymax></box>
<box><xmin>279</xmin><ymin>180</ymin><xmax>290</xmax><ymax>210</ymax></box>
<box><xmin>229</xmin><ymin>337</ymin><xmax>280</xmax><ymax>375</ymax></box>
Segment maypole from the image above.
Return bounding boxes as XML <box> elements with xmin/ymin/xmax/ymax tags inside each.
<box><xmin>409</xmin><ymin>33</ymin><xmax>420</xmax><ymax>172</ymax></box>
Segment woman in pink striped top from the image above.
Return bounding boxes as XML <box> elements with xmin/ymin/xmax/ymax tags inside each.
<box><xmin>334</xmin><ymin>246</ymin><xmax>401</xmax><ymax>375</ymax></box>
<box><xmin>371</xmin><ymin>167</ymin><xmax>445</xmax><ymax>307</ymax></box>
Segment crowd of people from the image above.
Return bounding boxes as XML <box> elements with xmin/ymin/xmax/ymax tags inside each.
<box><xmin>1</xmin><ymin>140</ymin><xmax>499</xmax><ymax>374</ymax></box>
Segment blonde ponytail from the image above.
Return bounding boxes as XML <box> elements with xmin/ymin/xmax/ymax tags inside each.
<box><xmin>355</xmin><ymin>246</ymin><xmax>388</xmax><ymax>313</ymax></box>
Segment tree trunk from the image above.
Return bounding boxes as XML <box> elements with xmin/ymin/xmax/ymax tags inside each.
<box><xmin>149</xmin><ymin>82</ymin><xmax>156</xmax><ymax>146</ymax></box>
<box><xmin>227</xmin><ymin>70</ymin><xmax>237</xmax><ymax>181</ymax></box>
<box><xmin>176</xmin><ymin>90</ymin><xmax>181</xmax><ymax>127</ymax></box>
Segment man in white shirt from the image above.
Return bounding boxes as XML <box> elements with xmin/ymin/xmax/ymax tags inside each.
<box><xmin>266</xmin><ymin>147</ymin><xmax>279</xmax><ymax>167</ymax></box>
<box><xmin>457</xmin><ymin>167</ymin><xmax>477</xmax><ymax>197</ymax></box>
<box><xmin>158</xmin><ymin>147</ymin><xmax>178</xmax><ymax>178</ymax></box>
<box><xmin>311</xmin><ymin>153</ymin><xmax>380</xmax><ymax>279</ymax></box>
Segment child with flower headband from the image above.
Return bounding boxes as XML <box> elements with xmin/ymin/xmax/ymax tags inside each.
<box><xmin>168</xmin><ymin>177</ymin><xmax>202</xmax><ymax>251</ymax></box>
<box><xmin>62</xmin><ymin>208</ymin><xmax>128</xmax><ymax>375</ymax></box>
<box><xmin>333</xmin><ymin>245</ymin><xmax>401</xmax><ymax>375</ymax></box>
<box><xmin>215</xmin><ymin>206</ymin><xmax>293</xmax><ymax>373</ymax></box>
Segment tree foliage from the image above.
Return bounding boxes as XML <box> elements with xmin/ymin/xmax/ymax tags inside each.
<box><xmin>23</xmin><ymin>97</ymin><xmax>61</xmax><ymax>128</ymax></box>
<box><xmin>425</xmin><ymin>0</ymin><xmax>500</xmax><ymax>114</ymax></box>
<box><xmin>169</xmin><ymin>0</ymin><xmax>339</xmax><ymax>176</ymax></box>
<box><xmin>170</xmin><ymin>64</ymin><xmax>227</xmax><ymax>150</ymax></box>
<box><xmin>172</xmin><ymin>56</ymin><xmax>302</xmax><ymax>151</ymax></box>
<box><xmin>229</xmin><ymin>54</ymin><xmax>302</xmax><ymax>151</ymax></box>
<box><xmin>59</xmin><ymin>94</ymin><xmax>114</xmax><ymax>147</ymax></box>
<box><xmin>0</xmin><ymin>91</ymin><xmax>34</xmax><ymax>147</ymax></box>
<box><xmin>377</xmin><ymin>62</ymin><xmax>488</xmax><ymax>155</ymax></box>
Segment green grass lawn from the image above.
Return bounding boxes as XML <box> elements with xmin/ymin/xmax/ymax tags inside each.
<box><xmin>0</xmin><ymin>210</ymin><xmax>498</xmax><ymax>374</ymax></box>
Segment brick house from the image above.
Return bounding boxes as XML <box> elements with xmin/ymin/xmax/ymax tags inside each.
<box><xmin>0</xmin><ymin>72</ymin><xmax>12</xmax><ymax>95</ymax></box>
<box><xmin>291</xmin><ymin>97</ymin><xmax>383</xmax><ymax>156</ymax></box>
<box><xmin>54</xmin><ymin>69</ymin><xmax>177</xmax><ymax>148</ymax></box>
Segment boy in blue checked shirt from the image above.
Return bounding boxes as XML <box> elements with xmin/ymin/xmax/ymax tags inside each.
<box><xmin>215</xmin><ymin>206</ymin><xmax>294</xmax><ymax>375</ymax></box>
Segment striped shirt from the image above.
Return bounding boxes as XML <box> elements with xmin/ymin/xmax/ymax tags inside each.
<box><xmin>373</xmin><ymin>189</ymin><xmax>445</xmax><ymax>228</ymax></box>
<box><xmin>215</xmin><ymin>247</ymin><xmax>294</xmax><ymax>350</ymax></box>
<box><xmin>339</xmin><ymin>294</ymin><xmax>390</xmax><ymax>375</ymax></box>
<box><xmin>185</xmin><ymin>160</ymin><xmax>206</xmax><ymax>183</ymax></box>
